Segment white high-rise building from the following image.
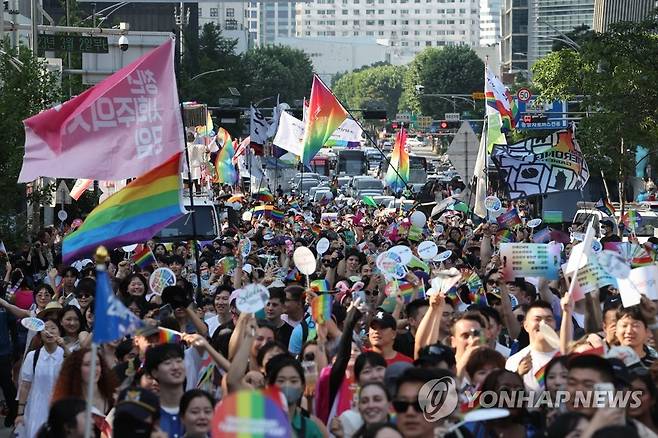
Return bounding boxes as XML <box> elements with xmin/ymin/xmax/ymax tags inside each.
<box><xmin>295</xmin><ymin>0</ymin><xmax>480</xmax><ymax>64</ymax></box>
<box><xmin>198</xmin><ymin>1</ymin><xmax>250</xmax><ymax>52</ymax></box>
<box><xmin>247</xmin><ymin>1</ymin><xmax>298</xmax><ymax>46</ymax></box>
<box><xmin>480</xmin><ymin>0</ymin><xmax>502</xmax><ymax>46</ymax></box>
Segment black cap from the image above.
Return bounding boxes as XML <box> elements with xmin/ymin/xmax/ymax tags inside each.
<box><xmin>370</xmin><ymin>310</ymin><xmax>397</xmax><ymax>330</ymax></box>
<box><xmin>601</xmin><ymin>219</ymin><xmax>614</xmax><ymax>228</ymax></box>
<box><xmin>607</xmin><ymin>358</ymin><xmax>632</xmax><ymax>387</ymax></box>
<box><xmin>415</xmin><ymin>343</ymin><xmax>456</xmax><ymax>368</ymax></box>
<box><xmin>115</xmin><ymin>387</ymin><xmax>160</xmax><ymax>423</ymax></box>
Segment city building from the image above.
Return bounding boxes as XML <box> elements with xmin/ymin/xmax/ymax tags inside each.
<box><xmin>295</xmin><ymin>0</ymin><xmax>480</xmax><ymax>64</ymax></box>
<box><xmin>500</xmin><ymin>0</ymin><xmax>528</xmax><ymax>76</ymax></box>
<box><xmin>593</xmin><ymin>0</ymin><xmax>654</xmax><ymax>32</ymax></box>
<box><xmin>247</xmin><ymin>1</ymin><xmax>297</xmax><ymax>46</ymax></box>
<box><xmin>277</xmin><ymin>36</ymin><xmax>390</xmax><ymax>83</ymax></box>
<box><xmin>528</xmin><ymin>0</ymin><xmax>594</xmax><ymax>66</ymax></box>
<box><xmin>198</xmin><ymin>1</ymin><xmax>250</xmax><ymax>52</ymax></box>
<box><xmin>480</xmin><ymin>0</ymin><xmax>502</xmax><ymax>46</ymax></box>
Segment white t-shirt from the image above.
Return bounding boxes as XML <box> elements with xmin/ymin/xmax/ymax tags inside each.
<box><xmin>505</xmin><ymin>345</ymin><xmax>559</xmax><ymax>391</ymax></box>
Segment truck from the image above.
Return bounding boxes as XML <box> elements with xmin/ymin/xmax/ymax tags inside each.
<box><xmin>337</xmin><ymin>149</ymin><xmax>368</xmax><ymax>176</ymax></box>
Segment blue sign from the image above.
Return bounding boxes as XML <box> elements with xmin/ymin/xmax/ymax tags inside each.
<box><xmin>515</xmin><ymin>98</ymin><xmax>568</xmax><ymax>131</ymax></box>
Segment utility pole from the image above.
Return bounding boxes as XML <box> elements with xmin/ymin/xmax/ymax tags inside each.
<box><xmin>30</xmin><ymin>0</ymin><xmax>39</xmax><ymax>53</ymax></box>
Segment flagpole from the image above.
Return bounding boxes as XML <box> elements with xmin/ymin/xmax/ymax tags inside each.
<box><xmin>84</xmin><ymin>247</ymin><xmax>106</xmax><ymax>438</ymax></box>
<box><xmin>311</xmin><ymin>74</ymin><xmax>413</xmax><ymax>197</ymax></box>
<box><xmin>179</xmin><ymin>104</ymin><xmax>203</xmax><ymax>302</ymax></box>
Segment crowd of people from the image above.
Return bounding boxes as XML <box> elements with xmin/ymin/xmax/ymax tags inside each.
<box><xmin>1</xmin><ymin>191</ymin><xmax>657</xmax><ymax>438</ymax></box>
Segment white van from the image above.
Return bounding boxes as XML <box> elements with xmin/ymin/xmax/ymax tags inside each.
<box><xmin>154</xmin><ymin>196</ymin><xmax>220</xmax><ymax>242</ymax></box>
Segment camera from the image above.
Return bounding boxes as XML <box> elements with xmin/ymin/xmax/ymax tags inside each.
<box><xmin>118</xmin><ymin>35</ymin><xmax>129</xmax><ymax>52</ymax></box>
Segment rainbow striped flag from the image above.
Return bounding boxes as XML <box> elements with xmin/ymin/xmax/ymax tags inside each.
<box><xmin>132</xmin><ymin>244</ymin><xmax>157</xmax><ymax>270</ymax></box>
<box><xmin>63</xmin><ymin>154</ymin><xmax>185</xmax><ymax>263</ymax></box>
<box><xmin>595</xmin><ymin>198</ymin><xmax>615</xmax><ymax>217</ymax></box>
<box><xmin>215</xmin><ymin>136</ymin><xmax>238</xmax><ymax>185</ymax></box>
<box><xmin>254</xmin><ymin>189</ymin><xmax>274</xmax><ymax>203</ymax></box>
<box><xmin>159</xmin><ymin>327</ymin><xmax>182</xmax><ymax>344</ymax></box>
<box><xmin>213</xmin><ymin>389</ymin><xmax>292</xmax><ymax>437</ymax></box>
<box><xmin>310</xmin><ymin>279</ymin><xmax>330</xmax><ymax>293</ymax></box>
<box><xmin>301</xmin><ymin>75</ymin><xmax>348</xmax><ymax>165</ymax></box>
<box><xmin>397</xmin><ymin>281</ymin><xmax>416</xmax><ymax>303</ymax></box>
<box><xmin>270</xmin><ymin>209</ymin><xmax>285</xmax><ymax>222</ymax></box>
<box><xmin>384</xmin><ymin>128</ymin><xmax>409</xmax><ymax>192</ymax></box>
<box><xmin>285</xmin><ymin>267</ymin><xmax>302</xmax><ymax>282</ymax></box>
<box><xmin>622</xmin><ymin>210</ymin><xmax>641</xmax><ymax>231</ymax></box>
<box><xmin>196</xmin><ymin>354</ymin><xmax>216</xmax><ymax>390</ymax></box>
<box><xmin>311</xmin><ymin>294</ymin><xmax>333</xmax><ymax>324</ymax></box>
<box><xmin>217</xmin><ymin>257</ymin><xmax>237</xmax><ymax>275</ymax></box>
<box><xmin>496</xmin><ymin>229</ymin><xmax>515</xmax><ymax>244</ymax></box>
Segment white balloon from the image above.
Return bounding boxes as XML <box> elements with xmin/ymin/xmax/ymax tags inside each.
<box><xmin>316</xmin><ymin>238</ymin><xmax>330</xmax><ymax>255</ymax></box>
<box><xmin>410</xmin><ymin>211</ymin><xmax>427</xmax><ymax>227</ymax></box>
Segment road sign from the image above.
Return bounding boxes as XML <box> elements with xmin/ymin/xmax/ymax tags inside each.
<box><xmin>472</xmin><ymin>92</ymin><xmax>486</xmax><ymax>100</ymax></box>
<box><xmin>38</xmin><ymin>35</ymin><xmax>109</xmax><ymax>53</ymax></box>
<box><xmin>445</xmin><ymin>113</ymin><xmax>460</xmax><ymax>122</ymax></box>
<box><xmin>55</xmin><ymin>181</ymin><xmax>72</xmax><ymax>205</ymax></box>
<box><xmin>515</xmin><ymin>98</ymin><xmax>568</xmax><ymax>131</ymax></box>
<box><xmin>517</xmin><ymin>87</ymin><xmax>532</xmax><ymax>103</ymax></box>
<box><xmin>417</xmin><ymin>116</ymin><xmax>432</xmax><ymax>129</ymax></box>
<box><xmin>396</xmin><ymin>113</ymin><xmax>412</xmax><ymax>122</ymax></box>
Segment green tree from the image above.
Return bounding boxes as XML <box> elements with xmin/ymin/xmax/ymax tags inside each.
<box><xmin>532</xmin><ymin>16</ymin><xmax>658</xmax><ymax>203</ymax></box>
<box><xmin>241</xmin><ymin>45</ymin><xmax>313</xmax><ymax>105</ymax></box>
<box><xmin>333</xmin><ymin>64</ymin><xmax>406</xmax><ymax>118</ymax></box>
<box><xmin>0</xmin><ymin>43</ymin><xmax>62</xmax><ymax>245</ymax></box>
<box><xmin>180</xmin><ymin>23</ymin><xmax>243</xmax><ymax>105</ymax></box>
<box><xmin>398</xmin><ymin>46</ymin><xmax>485</xmax><ymax>117</ymax></box>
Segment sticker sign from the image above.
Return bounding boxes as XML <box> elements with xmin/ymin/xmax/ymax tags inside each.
<box><xmin>500</xmin><ymin>243</ymin><xmax>561</xmax><ymax>281</ymax></box>
<box><xmin>389</xmin><ymin>245</ymin><xmax>413</xmax><ymax>265</ymax></box>
<box><xmin>149</xmin><ymin>267</ymin><xmax>176</xmax><ymax>295</ymax></box>
<box><xmin>316</xmin><ymin>238</ymin><xmax>330</xmax><ymax>255</ymax></box>
<box><xmin>21</xmin><ymin>317</ymin><xmax>45</xmax><ymax>332</ymax></box>
<box><xmin>484</xmin><ymin>196</ymin><xmax>501</xmax><ymax>212</ymax></box>
<box><xmin>527</xmin><ymin>218</ymin><xmax>542</xmax><ymax>228</ymax></box>
<box><xmin>236</xmin><ymin>283</ymin><xmax>270</xmax><ymax>313</ymax></box>
<box><xmin>434</xmin><ymin>250</ymin><xmax>452</xmax><ymax>262</ymax></box>
<box><xmin>293</xmin><ymin>246</ymin><xmax>316</xmax><ymax>276</ymax></box>
<box><xmin>417</xmin><ymin>241</ymin><xmax>439</xmax><ymax>260</ymax></box>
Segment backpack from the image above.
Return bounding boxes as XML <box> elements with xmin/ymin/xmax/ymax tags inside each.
<box><xmin>32</xmin><ymin>347</ymin><xmax>41</xmax><ymax>375</ymax></box>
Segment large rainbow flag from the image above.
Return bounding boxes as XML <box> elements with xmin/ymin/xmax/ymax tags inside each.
<box><xmin>62</xmin><ymin>153</ymin><xmax>185</xmax><ymax>262</ymax></box>
<box><xmin>384</xmin><ymin>128</ymin><xmax>409</xmax><ymax>192</ymax></box>
<box><xmin>301</xmin><ymin>75</ymin><xmax>348</xmax><ymax>165</ymax></box>
<box><xmin>215</xmin><ymin>138</ymin><xmax>238</xmax><ymax>185</ymax></box>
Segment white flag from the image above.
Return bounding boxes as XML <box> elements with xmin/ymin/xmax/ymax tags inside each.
<box><xmin>473</xmin><ymin>121</ymin><xmax>488</xmax><ymax>219</ymax></box>
<box><xmin>273</xmin><ymin>111</ymin><xmax>305</xmax><ymax>156</ymax></box>
<box><xmin>250</xmin><ymin>105</ymin><xmax>270</xmax><ymax>145</ymax></box>
<box><xmin>267</xmin><ymin>102</ymin><xmax>290</xmax><ymax>138</ymax></box>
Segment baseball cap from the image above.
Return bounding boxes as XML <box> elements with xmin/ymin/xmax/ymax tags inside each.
<box><xmin>370</xmin><ymin>311</ymin><xmax>397</xmax><ymax>330</ymax></box>
<box><xmin>601</xmin><ymin>219</ymin><xmax>614</xmax><ymax>228</ymax></box>
<box><xmin>607</xmin><ymin>357</ymin><xmax>632</xmax><ymax>387</ymax></box>
<box><xmin>415</xmin><ymin>343</ymin><xmax>456</xmax><ymax>368</ymax></box>
<box><xmin>115</xmin><ymin>387</ymin><xmax>160</xmax><ymax>423</ymax></box>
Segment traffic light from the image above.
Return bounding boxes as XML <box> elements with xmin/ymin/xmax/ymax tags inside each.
<box><xmin>438</xmin><ymin>120</ymin><xmax>460</xmax><ymax>131</ymax></box>
<box><xmin>362</xmin><ymin>110</ymin><xmax>388</xmax><ymax>120</ymax></box>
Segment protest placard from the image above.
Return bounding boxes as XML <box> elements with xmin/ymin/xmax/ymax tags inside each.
<box><xmin>500</xmin><ymin>243</ymin><xmax>561</xmax><ymax>280</ymax></box>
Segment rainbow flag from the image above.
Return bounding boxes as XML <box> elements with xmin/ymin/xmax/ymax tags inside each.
<box><xmin>132</xmin><ymin>244</ymin><xmax>157</xmax><ymax>269</ymax></box>
<box><xmin>485</xmin><ymin>66</ymin><xmax>519</xmax><ymax>132</ymax></box>
<box><xmin>535</xmin><ymin>352</ymin><xmax>561</xmax><ymax>388</ymax></box>
<box><xmin>285</xmin><ymin>267</ymin><xmax>303</xmax><ymax>282</ymax></box>
<box><xmin>301</xmin><ymin>75</ymin><xmax>349</xmax><ymax>165</ymax></box>
<box><xmin>311</xmin><ymin>294</ymin><xmax>333</xmax><ymax>324</ymax></box>
<box><xmin>496</xmin><ymin>229</ymin><xmax>515</xmax><ymax>244</ymax></box>
<box><xmin>270</xmin><ymin>209</ymin><xmax>285</xmax><ymax>222</ymax></box>
<box><xmin>196</xmin><ymin>354</ymin><xmax>216</xmax><ymax>390</ymax></box>
<box><xmin>252</xmin><ymin>204</ymin><xmax>273</xmax><ymax>218</ymax></box>
<box><xmin>213</xmin><ymin>389</ymin><xmax>292</xmax><ymax>437</ymax></box>
<box><xmin>63</xmin><ymin>154</ymin><xmax>185</xmax><ymax>263</ymax></box>
<box><xmin>462</xmin><ymin>269</ymin><xmax>487</xmax><ymax>306</ymax></box>
<box><xmin>215</xmin><ymin>138</ymin><xmax>238</xmax><ymax>185</ymax></box>
<box><xmin>622</xmin><ymin>210</ymin><xmax>641</xmax><ymax>231</ymax></box>
<box><xmin>217</xmin><ymin>257</ymin><xmax>237</xmax><ymax>275</ymax></box>
<box><xmin>397</xmin><ymin>281</ymin><xmax>416</xmax><ymax>304</ymax></box>
<box><xmin>254</xmin><ymin>189</ymin><xmax>274</xmax><ymax>203</ymax></box>
<box><xmin>384</xmin><ymin>128</ymin><xmax>409</xmax><ymax>192</ymax></box>
<box><xmin>595</xmin><ymin>198</ymin><xmax>615</xmax><ymax>217</ymax></box>
<box><xmin>310</xmin><ymin>279</ymin><xmax>330</xmax><ymax>293</ymax></box>
<box><xmin>196</xmin><ymin>110</ymin><xmax>214</xmax><ymax>137</ymax></box>
<box><xmin>159</xmin><ymin>327</ymin><xmax>182</xmax><ymax>344</ymax></box>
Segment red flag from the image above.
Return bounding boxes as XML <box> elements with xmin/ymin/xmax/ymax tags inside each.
<box><xmin>18</xmin><ymin>38</ymin><xmax>184</xmax><ymax>182</ymax></box>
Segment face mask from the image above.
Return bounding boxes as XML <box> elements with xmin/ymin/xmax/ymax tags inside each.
<box><xmin>281</xmin><ymin>385</ymin><xmax>303</xmax><ymax>405</ymax></box>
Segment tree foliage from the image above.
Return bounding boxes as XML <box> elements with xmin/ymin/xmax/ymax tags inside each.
<box><xmin>333</xmin><ymin>64</ymin><xmax>406</xmax><ymax>118</ymax></box>
<box><xmin>398</xmin><ymin>46</ymin><xmax>485</xmax><ymax>117</ymax></box>
<box><xmin>241</xmin><ymin>45</ymin><xmax>313</xmax><ymax>105</ymax></box>
<box><xmin>532</xmin><ymin>16</ymin><xmax>658</xmax><ymax>177</ymax></box>
<box><xmin>0</xmin><ymin>43</ymin><xmax>62</xmax><ymax>244</ymax></box>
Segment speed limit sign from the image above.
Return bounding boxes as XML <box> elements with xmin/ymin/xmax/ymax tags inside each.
<box><xmin>517</xmin><ymin>87</ymin><xmax>532</xmax><ymax>102</ymax></box>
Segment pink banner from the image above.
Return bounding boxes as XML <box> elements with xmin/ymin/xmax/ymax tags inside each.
<box><xmin>70</xmin><ymin>179</ymin><xmax>93</xmax><ymax>201</ymax></box>
<box><xmin>19</xmin><ymin>38</ymin><xmax>184</xmax><ymax>182</ymax></box>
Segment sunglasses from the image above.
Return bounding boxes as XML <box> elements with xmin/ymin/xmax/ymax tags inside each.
<box><xmin>77</xmin><ymin>293</ymin><xmax>92</xmax><ymax>299</ymax></box>
<box><xmin>364</xmin><ymin>290</ymin><xmax>377</xmax><ymax>296</ymax></box>
<box><xmin>392</xmin><ymin>399</ymin><xmax>423</xmax><ymax>414</ymax></box>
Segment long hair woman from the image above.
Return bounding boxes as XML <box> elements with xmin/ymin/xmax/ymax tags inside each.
<box><xmin>51</xmin><ymin>348</ymin><xmax>118</xmax><ymax>415</ymax></box>
<box><xmin>35</xmin><ymin>398</ymin><xmax>86</xmax><ymax>438</ymax></box>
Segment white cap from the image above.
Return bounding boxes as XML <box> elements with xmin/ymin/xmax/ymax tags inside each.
<box><xmin>242</xmin><ymin>263</ymin><xmax>253</xmax><ymax>274</ymax></box>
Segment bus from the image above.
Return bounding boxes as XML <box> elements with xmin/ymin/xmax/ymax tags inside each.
<box><xmin>380</xmin><ymin>154</ymin><xmax>428</xmax><ymax>184</ymax></box>
<box><xmin>337</xmin><ymin>149</ymin><xmax>368</xmax><ymax>176</ymax></box>
<box><xmin>310</xmin><ymin>155</ymin><xmax>332</xmax><ymax>177</ymax></box>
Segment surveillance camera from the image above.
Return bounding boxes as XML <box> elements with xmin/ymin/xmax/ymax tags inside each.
<box><xmin>415</xmin><ymin>85</ymin><xmax>424</xmax><ymax>92</ymax></box>
<box><xmin>118</xmin><ymin>35</ymin><xmax>129</xmax><ymax>52</ymax></box>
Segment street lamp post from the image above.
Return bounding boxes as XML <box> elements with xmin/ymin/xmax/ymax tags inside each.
<box><xmin>535</xmin><ymin>17</ymin><xmax>581</xmax><ymax>51</ymax></box>
<box><xmin>189</xmin><ymin>68</ymin><xmax>226</xmax><ymax>82</ymax></box>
